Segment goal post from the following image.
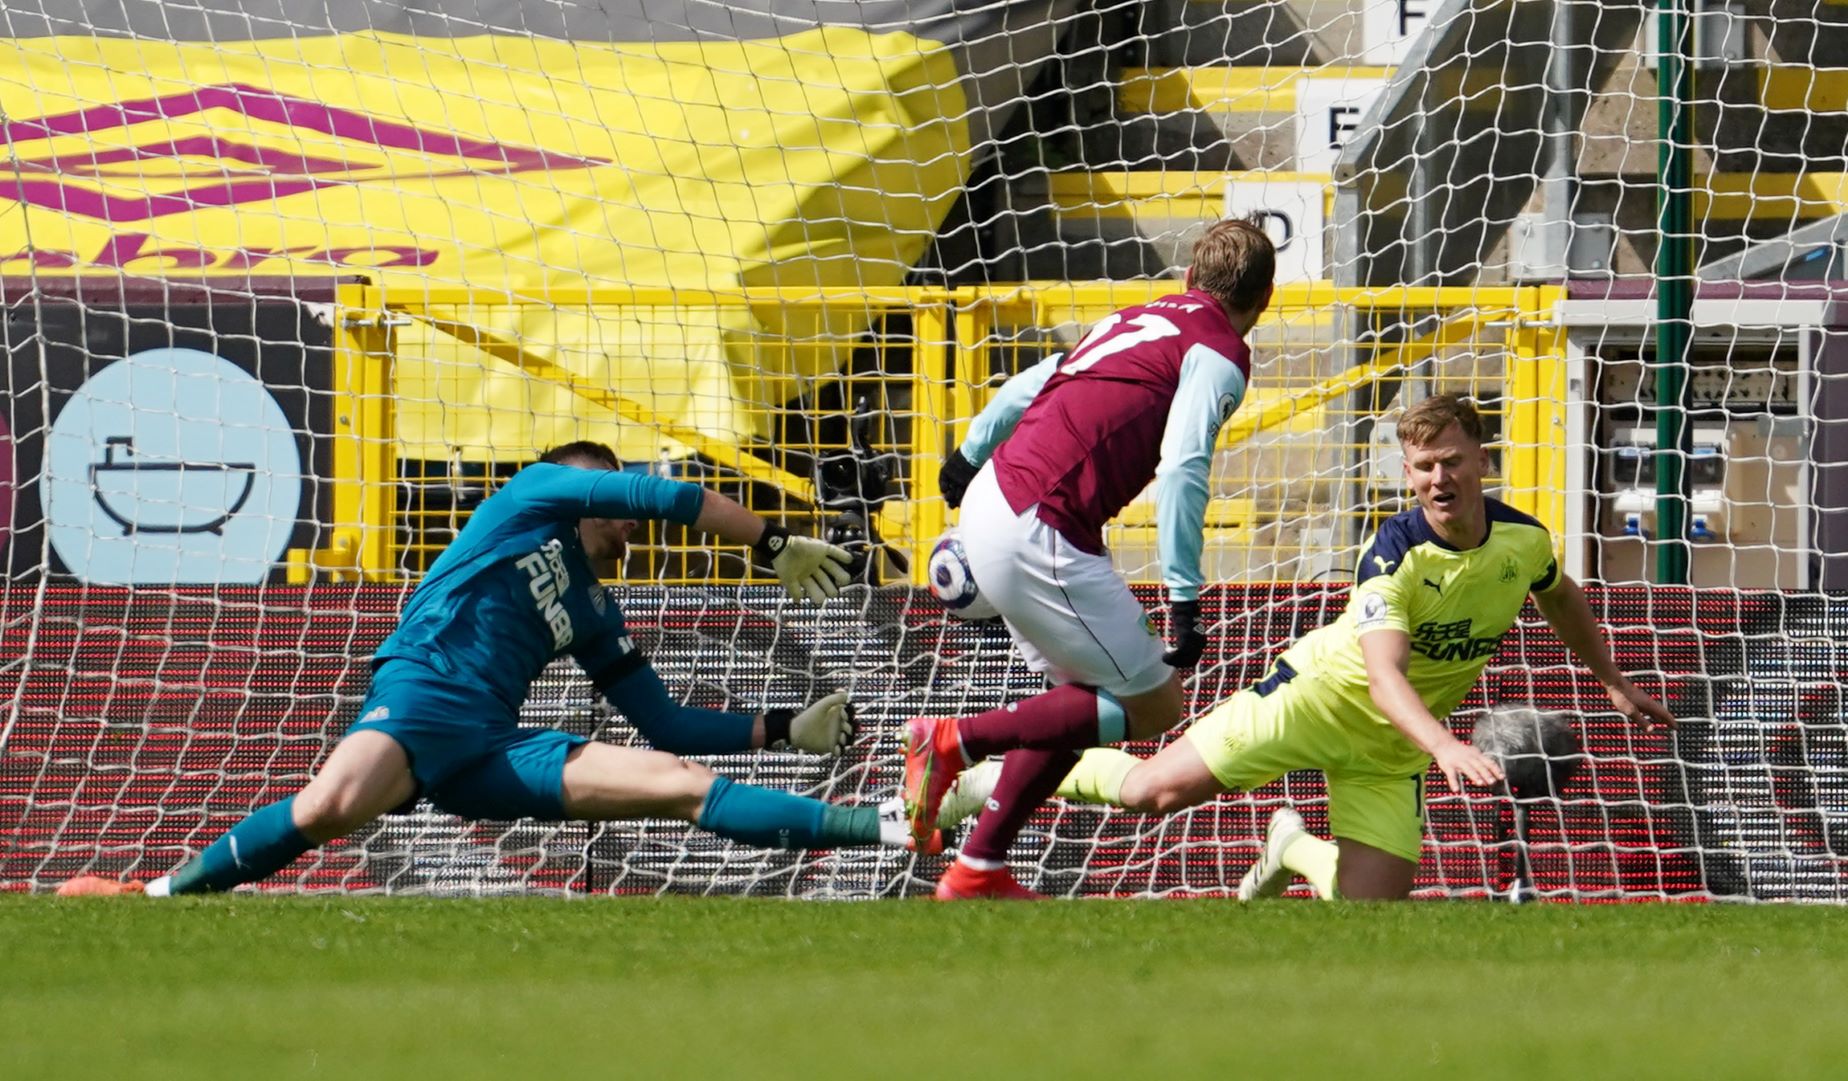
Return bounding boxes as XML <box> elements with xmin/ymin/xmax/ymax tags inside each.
<box><xmin>3</xmin><ymin>0</ymin><xmax>1846</xmax><ymax>900</ymax></box>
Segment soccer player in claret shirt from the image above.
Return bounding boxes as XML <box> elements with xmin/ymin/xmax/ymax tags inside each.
<box><xmin>952</xmin><ymin>395</ymin><xmax>1677</xmax><ymax>900</ymax></box>
<box><xmin>60</xmin><ymin>442</ymin><xmax>934</xmax><ymax>898</ymax></box>
<box><xmin>909</xmin><ymin>218</ymin><xmax>1277</xmax><ymax>899</ymax></box>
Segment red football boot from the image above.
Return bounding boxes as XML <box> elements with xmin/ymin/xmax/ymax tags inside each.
<box><xmin>934</xmin><ymin>861</ymin><xmax>1044</xmax><ymax>901</ymax></box>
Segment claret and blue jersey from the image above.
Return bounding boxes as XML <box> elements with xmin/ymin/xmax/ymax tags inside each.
<box><xmin>957</xmin><ymin>287</ymin><xmax>1252</xmax><ymax>603</ymax></box>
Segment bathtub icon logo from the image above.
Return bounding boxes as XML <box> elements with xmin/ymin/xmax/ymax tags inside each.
<box><xmin>45</xmin><ymin>347</ymin><xmax>301</xmax><ymax>583</ymax></box>
<box><xmin>90</xmin><ymin>435</ymin><xmax>257</xmax><ymax>535</ymax></box>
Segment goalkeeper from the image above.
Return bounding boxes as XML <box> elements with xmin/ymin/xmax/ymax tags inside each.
<box><xmin>61</xmin><ymin>442</ymin><xmax>924</xmax><ymax>898</ymax></box>
<box><xmin>945</xmin><ymin>396</ymin><xmax>1676</xmax><ymax>900</ymax></box>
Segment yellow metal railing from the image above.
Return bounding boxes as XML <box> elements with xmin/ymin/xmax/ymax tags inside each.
<box><xmin>287</xmin><ymin>281</ymin><xmax>397</xmax><ymax>583</ymax></box>
<box><xmin>957</xmin><ymin>283</ymin><xmax>1546</xmax><ymax>581</ymax></box>
<box><xmin>290</xmin><ymin>283</ymin><xmax>1564</xmax><ymax>586</ymax></box>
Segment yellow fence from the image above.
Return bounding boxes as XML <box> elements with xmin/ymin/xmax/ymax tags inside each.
<box><xmin>290</xmin><ymin>282</ymin><xmax>1565</xmax><ymax>586</ymax></box>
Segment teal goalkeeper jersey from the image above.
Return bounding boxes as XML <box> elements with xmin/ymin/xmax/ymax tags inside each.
<box><xmin>372</xmin><ymin>463</ymin><xmax>705</xmax><ymax>715</ymax></box>
<box><xmin>1277</xmin><ymin>499</ymin><xmax>1562</xmax><ymax>741</ymax></box>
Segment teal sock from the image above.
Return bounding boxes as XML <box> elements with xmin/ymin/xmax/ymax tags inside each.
<box><xmin>819</xmin><ymin>804</ymin><xmax>881</xmax><ymax>846</ymax></box>
<box><xmin>168</xmin><ymin>796</ymin><xmax>314</xmax><ymax>894</ymax></box>
<box><xmin>696</xmin><ymin>777</ymin><xmax>878</xmax><ymax>849</ymax></box>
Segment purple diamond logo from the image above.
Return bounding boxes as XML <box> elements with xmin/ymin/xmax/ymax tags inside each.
<box><xmin>2</xmin><ymin>84</ymin><xmax>609</xmax><ymax>223</ymax></box>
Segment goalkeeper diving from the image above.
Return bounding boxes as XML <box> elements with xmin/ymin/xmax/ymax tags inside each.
<box><xmin>60</xmin><ymin>442</ymin><xmax>931</xmax><ymax>898</ymax></box>
<box><xmin>943</xmin><ymin>395</ymin><xmax>1677</xmax><ymax>900</ymax></box>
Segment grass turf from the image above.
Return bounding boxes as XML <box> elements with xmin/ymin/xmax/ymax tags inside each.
<box><xmin>4</xmin><ymin>896</ymin><xmax>1843</xmax><ymax>1080</ymax></box>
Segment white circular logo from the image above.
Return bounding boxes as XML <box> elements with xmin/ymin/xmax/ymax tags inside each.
<box><xmin>45</xmin><ymin>348</ymin><xmax>302</xmax><ymax>583</ymax></box>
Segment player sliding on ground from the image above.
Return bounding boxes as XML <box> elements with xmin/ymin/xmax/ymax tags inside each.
<box><xmin>60</xmin><ymin>442</ymin><xmax>928</xmax><ymax>898</ymax></box>
<box><xmin>906</xmin><ymin>218</ymin><xmax>1275</xmax><ymax>899</ymax></box>
<box><xmin>947</xmin><ymin>395</ymin><xmax>1678</xmax><ymax>900</ymax></box>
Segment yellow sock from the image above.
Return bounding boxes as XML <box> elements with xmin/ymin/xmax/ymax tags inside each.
<box><xmin>1055</xmin><ymin>748</ymin><xmax>1137</xmax><ymax>806</ymax></box>
<box><xmin>1281</xmin><ymin>833</ymin><xmax>1340</xmax><ymax>900</ymax></box>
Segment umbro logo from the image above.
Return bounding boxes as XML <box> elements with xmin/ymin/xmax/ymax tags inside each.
<box><xmin>3</xmin><ymin>84</ymin><xmax>608</xmax><ymax>223</ymax></box>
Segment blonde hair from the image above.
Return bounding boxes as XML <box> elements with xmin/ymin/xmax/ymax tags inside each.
<box><xmin>1398</xmin><ymin>394</ymin><xmax>1486</xmax><ymax>447</ymax></box>
<box><xmin>1189</xmin><ymin>218</ymin><xmax>1276</xmax><ymax>314</ymax></box>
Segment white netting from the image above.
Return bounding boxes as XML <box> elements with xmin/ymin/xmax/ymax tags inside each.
<box><xmin>2</xmin><ymin>0</ymin><xmax>1846</xmax><ymax>899</ymax></box>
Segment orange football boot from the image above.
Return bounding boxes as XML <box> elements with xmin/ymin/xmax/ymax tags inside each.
<box><xmin>56</xmin><ymin>876</ymin><xmax>146</xmax><ymax>898</ymax></box>
<box><xmin>901</xmin><ymin>717</ymin><xmax>967</xmax><ymax>847</ymax></box>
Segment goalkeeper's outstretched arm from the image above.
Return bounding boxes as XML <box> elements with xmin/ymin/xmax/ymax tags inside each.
<box><xmin>1530</xmin><ymin>574</ymin><xmax>1677</xmax><ymax>731</ymax></box>
<box><xmin>689</xmin><ymin>490</ymin><xmax>852</xmax><ymax>603</ymax></box>
<box><xmin>510</xmin><ymin>462</ymin><xmax>852</xmax><ymax>602</ymax></box>
<box><xmin>592</xmin><ymin>661</ymin><xmax>857</xmax><ymax>756</ymax></box>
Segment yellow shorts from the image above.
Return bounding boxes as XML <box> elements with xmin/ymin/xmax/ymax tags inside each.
<box><xmin>1182</xmin><ymin>663</ymin><xmax>1431</xmax><ymax>863</ymax></box>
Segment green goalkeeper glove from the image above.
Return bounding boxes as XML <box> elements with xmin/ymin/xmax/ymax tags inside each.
<box><xmin>754</xmin><ymin>523</ymin><xmax>853</xmax><ymax>603</ymax></box>
<box><xmin>764</xmin><ymin>692</ymin><xmax>857</xmax><ymax>754</ymax></box>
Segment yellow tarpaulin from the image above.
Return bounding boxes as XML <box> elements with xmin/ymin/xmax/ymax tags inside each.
<box><xmin>0</xmin><ymin>30</ymin><xmax>970</xmax><ymax>459</ymax></box>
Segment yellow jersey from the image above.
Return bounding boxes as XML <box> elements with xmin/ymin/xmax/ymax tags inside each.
<box><xmin>1277</xmin><ymin>498</ymin><xmax>1562</xmax><ymax>738</ymax></box>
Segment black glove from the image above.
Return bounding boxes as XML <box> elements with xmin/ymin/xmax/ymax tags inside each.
<box><xmin>938</xmin><ymin>448</ymin><xmax>979</xmax><ymax>509</ymax></box>
<box><xmin>1163</xmin><ymin>599</ymin><xmax>1207</xmax><ymax>669</ymax></box>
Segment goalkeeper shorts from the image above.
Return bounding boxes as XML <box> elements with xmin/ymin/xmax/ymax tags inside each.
<box><xmin>348</xmin><ymin>660</ymin><xmax>588</xmax><ymax>820</ymax></box>
<box><xmin>1183</xmin><ymin>661</ymin><xmax>1431</xmax><ymax>863</ymax></box>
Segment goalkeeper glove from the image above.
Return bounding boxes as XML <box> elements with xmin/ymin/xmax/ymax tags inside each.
<box><xmin>754</xmin><ymin>523</ymin><xmax>853</xmax><ymax>603</ymax></box>
<box><xmin>938</xmin><ymin>448</ymin><xmax>979</xmax><ymax>510</ymax></box>
<box><xmin>1162</xmin><ymin>599</ymin><xmax>1208</xmax><ymax>669</ymax></box>
<box><xmin>765</xmin><ymin>692</ymin><xmax>857</xmax><ymax>754</ymax></box>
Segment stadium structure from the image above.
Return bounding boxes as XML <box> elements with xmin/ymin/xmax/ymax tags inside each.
<box><xmin>3</xmin><ymin>0</ymin><xmax>1847</xmax><ymax>902</ymax></box>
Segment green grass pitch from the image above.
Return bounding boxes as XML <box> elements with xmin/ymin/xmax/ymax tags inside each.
<box><xmin>6</xmin><ymin>895</ymin><xmax>1844</xmax><ymax>1080</ymax></box>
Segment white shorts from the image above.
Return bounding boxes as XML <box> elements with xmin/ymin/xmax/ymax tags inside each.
<box><xmin>960</xmin><ymin>464</ymin><xmax>1171</xmax><ymax>697</ymax></box>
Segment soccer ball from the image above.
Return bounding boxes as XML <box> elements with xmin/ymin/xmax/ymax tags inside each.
<box><xmin>1472</xmin><ymin>705</ymin><xmax>1583</xmax><ymax>799</ymax></box>
<box><xmin>927</xmin><ymin>529</ymin><xmax>999</xmax><ymax>621</ymax></box>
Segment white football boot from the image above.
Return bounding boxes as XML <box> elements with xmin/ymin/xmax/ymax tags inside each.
<box><xmin>1236</xmin><ymin>807</ymin><xmax>1309</xmax><ymax>901</ymax></box>
<box><xmin>934</xmin><ymin>758</ymin><xmax>1002</xmax><ymax>831</ymax></box>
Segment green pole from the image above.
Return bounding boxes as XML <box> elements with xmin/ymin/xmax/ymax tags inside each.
<box><xmin>1654</xmin><ymin>0</ymin><xmax>1693</xmax><ymax>584</ymax></box>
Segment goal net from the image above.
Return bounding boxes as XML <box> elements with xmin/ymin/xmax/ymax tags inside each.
<box><xmin>3</xmin><ymin>0</ymin><xmax>1845</xmax><ymax>901</ymax></box>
